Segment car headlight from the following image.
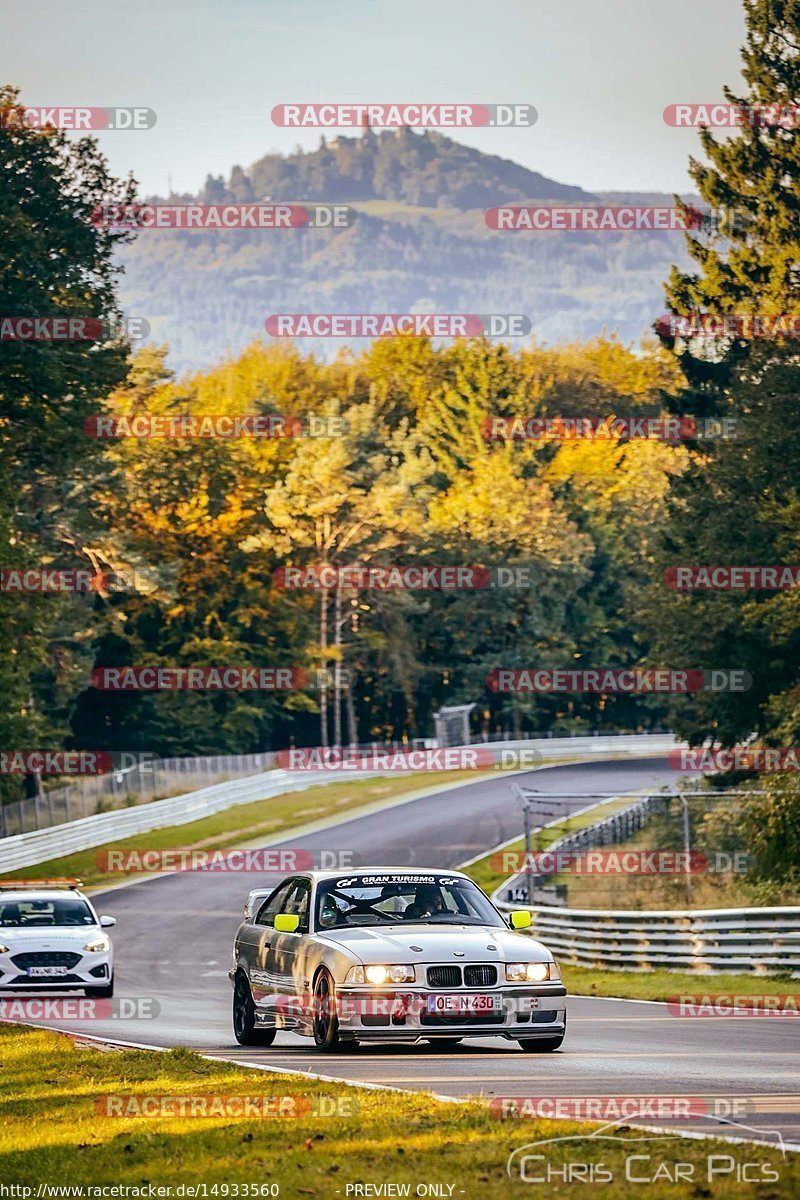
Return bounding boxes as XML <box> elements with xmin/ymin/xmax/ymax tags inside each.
<box><xmin>0</xmin><ymin>944</ymin><xmax>8</xmax><ymax>954</ymax></box>
<box><xmin>505</xmin><ymin>962</ymin><xmax>552</xmax><ymax>982</ymax></box>
<box><xmin>363</xmin><ymin>964</ymin><xmax>416</xmax><ymax>985</ymax></box>
<box><xmin>83</xmin><ymin>935</ymin><xmax>110</xmax><ymax>953</ymax></box>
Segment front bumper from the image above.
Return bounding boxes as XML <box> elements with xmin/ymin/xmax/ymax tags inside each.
<box><xmin>0</xmin><ymin>949</ymin><xmax>113</xmax><ymax>990</ymax></box>
<box><xmin>334</xmin><ymin>984</ymin><xmax>567</xmax><ymax>1042</ymax></box>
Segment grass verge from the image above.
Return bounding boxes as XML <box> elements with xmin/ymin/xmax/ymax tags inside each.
<box><xmin>562</xmin><ymin>963</ymin><xmax>799</xmax><ymax>1002</ymax></box>
<box><xmin>0</xmin><ymin>1025</ymin><xmax>795</xmax><ymax>1195</ymax></box>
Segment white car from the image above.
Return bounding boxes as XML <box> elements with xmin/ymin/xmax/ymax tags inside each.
<box><xmin>0</xmin><ymin>880</ymin><xmax>116</xmax><ymax>996</ymax></box>
<box><xmin>230</xmin><ymin>867</ymin><xmax>566</xmax><ymax>1052</ymax></box>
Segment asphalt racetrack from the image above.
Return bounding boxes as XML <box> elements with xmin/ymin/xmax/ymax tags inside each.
<box><xmin>14</xmin><ymin>758</ymin><xmax>800</xmax><ymax>1148</ymax></box>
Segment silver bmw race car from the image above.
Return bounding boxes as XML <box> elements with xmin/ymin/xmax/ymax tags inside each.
<box><xmin>230</xmin><ymin>867</ymin><xmax>566</xmax><ymax>1053</ymax></box>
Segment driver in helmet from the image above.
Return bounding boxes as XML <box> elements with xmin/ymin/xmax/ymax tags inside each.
<box><xmin>403</xmin><ymin>884</ymin><xmax>446</xmax><ymax>920</ymax></box>
<box><xmin>318</xmin><ymin>894</ymin><xmax>341</xmax><ymax>929</ymax></box>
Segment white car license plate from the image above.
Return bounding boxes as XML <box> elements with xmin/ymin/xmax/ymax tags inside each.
<box><xmin>26</xmin><ymin>966</ymin><xmax>69</xmax><ymax>977</ymax></box>
<box><xmin>427</xmin><ymin>993</ymin><xmax>500</xmax><ymax>1015</ymax></box>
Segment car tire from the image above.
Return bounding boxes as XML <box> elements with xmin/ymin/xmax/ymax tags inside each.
<box><xmin>427</xmin><ymin>1038</ymin><xmax>462</xmax><ymax>1049</ymax></box>
<box><xmin>517</xmin><ymin>1034</ymin><xmax>564</xmax><ymax>1052</ymax></box>
<box><xmin>86</xmin><ymin>978</ymin><xmax>114</xmax><ymax>998</ymax></box>
<box><xmin>232</xmin><ymin>972</ymin><xmax>276</xmax><ymax>1046</ymax></box>
<box><xmin>312</xmin><ymin>968</ymin><xmax>345</xmax><ymax>1053</ymax></box>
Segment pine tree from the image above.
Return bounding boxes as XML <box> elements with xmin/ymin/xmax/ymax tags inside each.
<box><xmin>662</xmin><ymin>0</ymin><xmax>800</xmax><ymax>418</ymax></box>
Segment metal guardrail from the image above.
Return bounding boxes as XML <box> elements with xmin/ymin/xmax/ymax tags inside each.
<box><xmin>0</xmin><ymin>754</ymin><xmax>274</xmax><ymax>839</ymax></box>
<box><xmin>0</xmin><ymin>733</ymin><xmax>682</xmax><ymax>873</ymax></box>
<box><xmin>0</xmin><ymin>766</ymin><xmax>384</xmax><ymax>874</ymax></box>
<box><xmin>493</xmin><ymin>897</ymin><xmax>800</xmax><ymax>976</ymax></box>
<box><xmin>491</xmin><ymin>791</ymin><xmax>800</xmax><ymax>976</ymax></box>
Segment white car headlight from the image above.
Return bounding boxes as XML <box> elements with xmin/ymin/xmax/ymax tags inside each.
<box><xmin>505</xmin><ymin>962</ymin><xmax>552</xmax><ymax>982</ymax></box>
<box><xmin>83</xmin><ymin>935</ymin><xmax>110</xmax><ymax>953</ymax></box>
<box><xmin>0</xmin><ymin>944</ymin><xmax>8</xmax><ymax>954</ymax></box>
<box><xmin>364</xmin><ymin>964</ymin><xmax>416</xmax><ymax>985</ymax></box>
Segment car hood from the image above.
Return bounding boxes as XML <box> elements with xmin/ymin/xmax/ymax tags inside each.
<box><xmin>316</xmin><ymin>924</ymin><xmax>552</xmax><ymax>965</ymax></box>
<box><xmin>0</xmin><ymin>927</ymin><xmax>99</xmax><ymax>948</ymax></box>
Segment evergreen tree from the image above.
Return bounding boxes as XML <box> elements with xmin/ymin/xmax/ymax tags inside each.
<box><xmin>661</xmin><ymin>0</ymin><xmax>800</xmax><ymax>418</ymax></box>
<box><xmin>0</xmin><ymin>84</ymin><xmax>136</xmax><ymax>796</ymax></box>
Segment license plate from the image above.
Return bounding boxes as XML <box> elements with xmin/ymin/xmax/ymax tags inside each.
<box><xmin>520</xmin><ymin>997</ymin><xmax>540</xmax><ymax>1011</ymax></box>
<box><xmin>26</xmin><ymin>966</ymin><xmax>69</xmax><ymax>977</ymax></box>
<box><xmin>426</xmin><ymin>993</ymin><xmax>500</xmax><ymax>1014</ymax></box>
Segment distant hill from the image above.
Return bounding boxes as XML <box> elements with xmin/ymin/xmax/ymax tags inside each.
<box><xmin>202</xmin><ymin>126</ymin><xmax>596</xmax><ymax>209</ymax></box>
<box><xmin>118</xmin><ymin>129</ymin><xmax>695</xmax><ymax>372</ymax></box>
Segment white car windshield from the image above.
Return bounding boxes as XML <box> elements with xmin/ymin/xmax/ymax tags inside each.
<box><xmin>0</xmin><ymin>898</ymin><xmax>96</xmax><ymax>927</ymax></box>
<box><xmin>315</xmin><ymin>875</ymin><xmax>504</xmax><ymax>930</ymax></box>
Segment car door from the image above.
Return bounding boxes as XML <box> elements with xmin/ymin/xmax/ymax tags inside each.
<box><xmin>270</xmin><ymin>878</ymin><xmax>312</xmax><ymax>1025</ymax></box>
<box><xmin>240</xmin><ymin>880</ymin><xmax>295</xmax><ymax>1012</ymax></box>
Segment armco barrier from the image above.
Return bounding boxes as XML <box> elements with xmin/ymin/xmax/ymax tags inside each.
<box><xmin>0</xmin><ymin>768</ymin><xmax>375</xmax><ymax>874</ymax></box>
<box><xmin>0</xmin><ymin>753</ymin><xmax>274</xmax><ymax>838</ymax></box>
<box><xmin>0</xmin><ymin>733</ymin><xmax>681</xmax><ymax>873</ymax></box>
<box><xmin>492</xmin><ymin>898</ymin><xmax>800</xmax><ymax>976</ymax></box>
<box><xmin>490</xmin><ymin>785</ymin><xmax>800</xmax><ymax>977</ymax></box>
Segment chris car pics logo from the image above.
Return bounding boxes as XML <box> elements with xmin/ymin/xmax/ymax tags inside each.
<box><xmin>507</xmin><ymin>1119</ymin><xmax>784</xmax><ymax>1184</ymax></box>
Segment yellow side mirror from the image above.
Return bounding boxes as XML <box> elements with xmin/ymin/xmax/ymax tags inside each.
<box><xmin>509</xmin><ymin>910</ymin><xmax>532</xmax><ymax>929</ymax></box>
<box><xmin>274</xmin><ymin>913</ymin><xmax>300</xmax><ymax>933</ymax></box>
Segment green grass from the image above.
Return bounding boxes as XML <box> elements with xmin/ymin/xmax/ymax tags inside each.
<box><xmin>3</xmin><ymin>770</ymin><xmax>488</xmax><ymax>891</ymax></box>
<box><xmin>562</xmin><ymin>963</ymin><xmax>800</xmax><ymax>1001</ymax></box>
<box><xmin>0</xmin><ymin>1026</ymin><xmax>795</xmax><ymax>1196</ymax></box>
<box><xmin>462</xmin><ymin>794</ymin><xmax>637</xmax><ymax>896</ymax></box>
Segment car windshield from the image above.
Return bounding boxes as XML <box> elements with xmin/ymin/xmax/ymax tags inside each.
<box><xmin>314</xmin><ymin>874</ymin><xmax>504</xmax><ymax>930</ymax></box>
<box><xmin>0</xmin><ymin>898</ymin><xmax>96</xmax><ymax>928</ymax></box>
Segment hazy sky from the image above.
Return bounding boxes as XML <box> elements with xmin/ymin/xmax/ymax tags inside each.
<box><xmin>4</xmin><ymin>0</ymin><xmax>747</xmax><ymax>196</ymax></box>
